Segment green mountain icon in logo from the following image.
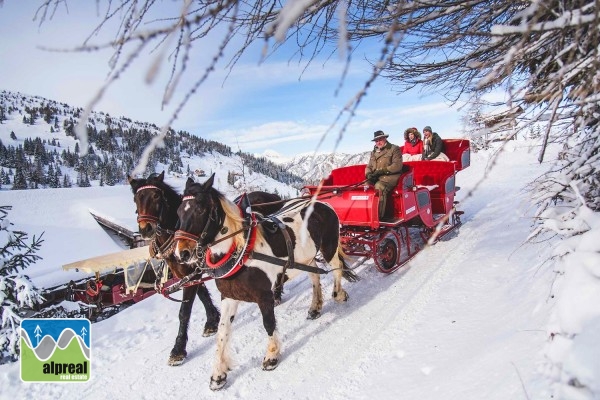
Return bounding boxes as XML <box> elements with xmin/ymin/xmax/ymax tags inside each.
<box><xmin>20</xmin><ymin>327</ymin><xmax>90</xmax><ymax>382</ymax></box>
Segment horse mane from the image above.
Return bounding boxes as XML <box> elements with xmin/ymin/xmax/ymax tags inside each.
<box><xmin>160</xmin><ymin>181</ymin><xmax>181</xmax><ymax>206</ymax></box>
<box><xmin>184</xmin><ymin>180</ymin><xmax>267</xmax><ymax>249</ymax></box>
<box><xmin>217</xmin><ymin>194</ymin><xmax>265</xmax><ymax>249</ymax></box>
<box><xmin>147</xmin><ymin>175</ymin><xmax>181</xmax><ymax>207</ymax></box>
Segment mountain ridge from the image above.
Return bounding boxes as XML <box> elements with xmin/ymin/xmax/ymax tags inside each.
<box><xmin>0</xmin><ymin>89</ymin><xmax>363</xmax><ymax>191</ymax></box>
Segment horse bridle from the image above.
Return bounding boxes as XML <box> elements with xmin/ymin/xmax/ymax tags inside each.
<box><xmin>174</xmin><ymin>196</ymin><xmax>223</xmax><ymax>247</ymax></box>
<box><xmin>135</xmin><ymin>185</ymin><xmax>176</xmax><ymax>231</ymax></box>
<box><xmin>135</xmin><ymin>184</ymin><xmax>178</xmax><ymax>258</ymax></box>
<box><xmin>174</xmin><ymin>195</ymin><xmax>239</xmax><ymax>260</ymax></box>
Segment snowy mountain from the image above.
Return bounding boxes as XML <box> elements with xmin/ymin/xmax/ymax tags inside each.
<box><xmin>284</xmin><ymin>152</ymin><xmax>371</xmax><ymax>184</ymax></box>
<box><xmin>0</xmin><ymin>89</ymin><xmax>303</xmax><ymax>194</ymax></box>
<box><xmin>0</xmin><ymin>89</ymin><xmax>378</xmax><ymax>197</ymax></box>
<box><xmin>255</xmin><ymin>149</ymin><xmax>292</xmax><ymax>165</ymax></box>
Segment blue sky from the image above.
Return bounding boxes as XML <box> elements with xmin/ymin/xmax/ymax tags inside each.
<box><xmin>0</xmin><ymin>1</ymin><xmax>466</xmax><ymax>158</ymax></box>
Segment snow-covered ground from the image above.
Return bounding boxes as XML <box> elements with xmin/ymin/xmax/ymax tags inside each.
<box><xmin>0</xmin><ymin>141</ymin><xmax>569</xmax><ymax>399</ymax></box>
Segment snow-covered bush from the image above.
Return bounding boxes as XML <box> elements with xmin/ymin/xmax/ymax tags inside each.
<box><xmin>0</xmin><ymin>205</ymin><xmax>44</xmax><ymax>362</ymax></box>
<box><xmin>531</xmin><ymin>139</ymin><xmax>600</xmax><ymax>399</ymax></box>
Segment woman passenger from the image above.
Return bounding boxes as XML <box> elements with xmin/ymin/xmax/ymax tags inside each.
<box><xmin>402</xmin><ymin>127</ymin><xmax>423</xmax><ymax>161</ymax></box>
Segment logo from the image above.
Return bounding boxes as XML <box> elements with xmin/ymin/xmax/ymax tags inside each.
<box><xmin>20</xmin><ymin>318</ymin><xmax>91</xmax><ymax>382</ymax></box>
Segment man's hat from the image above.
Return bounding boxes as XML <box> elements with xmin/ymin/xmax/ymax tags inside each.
<box><xmin>423</xmin><ymin>126</ymin><xmax>432</xmax><ymax>133</ymax></box>
<box><xmin>372</xmin><ymin>130</ymin><xmax>389</xmax><ymax>141</ymax></box>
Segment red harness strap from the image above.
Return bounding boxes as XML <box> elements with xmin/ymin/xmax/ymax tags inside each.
<box><xmin>204</xmin><ymin>212</ymin><xmax>257</xmax><ymax>279</ymax></box>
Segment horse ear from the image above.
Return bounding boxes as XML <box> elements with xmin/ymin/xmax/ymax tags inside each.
<box><xmin>158</xmin><ymin>171</ymin><xmax>165</xmax><ymax>181</ymax></box>
<box><xmin>128</xmin><ymin>175</ymin><xmax>139</xmax><ymax>189</ymax></box>
<box><xmin>202</xmin><ymin>173</ymin><xmax>215</xmax><ymax>191</ymax></box>
<box><xmin>185</xmin><ymin>177</ymin><xmax>195</xmax><ymax>190</ymax></box>
<box><xmin>128</xmin><ymin>176</ymin><xmax>140</xmax><ymax>193</ymax></box>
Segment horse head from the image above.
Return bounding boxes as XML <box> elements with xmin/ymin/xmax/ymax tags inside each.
<box><xmin>128</xmin><ymin>171</ymin><xmax>179</xmax><ymax>239</ymax></box>
<box><xmin>175</xmin><ymin>174</ymin><xmax>228</xmax><ymax>264</ymax></box>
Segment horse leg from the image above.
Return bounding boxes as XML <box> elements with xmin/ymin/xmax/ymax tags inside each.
<box><xmin>273</xmin><ymin>273</ymin><xmax>288</xmax><ymax>306</ymax></box>
<box><xmin>210</xmin><ymin>298</ymin><xmax>239</xmax><ymax>391</ymax></box>
<box><xmin>168</xmin><ymin>285</ymin><xmax>197</xmax><ymax>366</ymax></box>
<box><xmin>196</xmin><ymin>282</ymin><xmax>220</xmax><ymax>336</ymax></box>
<box><xmin>257</xmin><ymin>294</ymin><xmax>280</xmax><ymax>370</ymax></box>
<box><xmin>307</xmin><ymin>271</ymin><xmax>324</xmax><ymax>319</ymax></box>
<box><xmin>331</xmin><ymin>254</ymin><xmax>349</xmax><ymax>303</ymax></box>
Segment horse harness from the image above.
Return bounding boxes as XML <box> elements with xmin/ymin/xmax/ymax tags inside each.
<box><xmin>169</xmin><ymin>194</ymin><xmax>328</xmax><ymax>298</ymax></box>
<box><xmin>136</xmin><ymin>184</ymin><xmax>352</xmax><ymax>302</ymax></box>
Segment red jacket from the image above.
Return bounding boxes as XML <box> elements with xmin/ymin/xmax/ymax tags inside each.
<box><xmin>402</xmin><ymin>139</ymin><xmax>423</xmax><ymax>156</ymax></box>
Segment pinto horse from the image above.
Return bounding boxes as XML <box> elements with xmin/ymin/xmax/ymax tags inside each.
<box><xmin>128</xmin><ymin>171</ymin><xmax>282</xmax><ymax>366</ymax></box>
<box><xmin>174</xmin><ymin>173</ymin><xmax>358</xmax><ymax>390</ymax></box>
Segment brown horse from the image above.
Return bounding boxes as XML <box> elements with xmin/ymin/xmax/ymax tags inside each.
<box><xmin>174</xmin><ymin>174</ymin><xmax>358</xmax><ymax>390</ymax></box>
<box><xmin>128</xmin><ymin>171</ymin><xmax>282</xmax><ymax>366</ymax></box>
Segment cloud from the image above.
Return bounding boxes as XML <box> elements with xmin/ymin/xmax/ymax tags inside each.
<box><xmin>207</xmin><ymin>120</ymin><xmax>330</xmax><ymax>152</ymax></box>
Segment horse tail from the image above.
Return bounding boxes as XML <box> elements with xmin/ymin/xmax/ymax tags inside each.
<box><xmin>337</xmin><ymin>243</ymin><xmax>360</xmax><ymax>282</ymax></box>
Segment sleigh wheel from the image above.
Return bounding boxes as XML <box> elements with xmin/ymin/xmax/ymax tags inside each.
<box><xmin>374</xmin><ymin>232</ymin><xmax>400</xmax><ymax>273</ymax></box>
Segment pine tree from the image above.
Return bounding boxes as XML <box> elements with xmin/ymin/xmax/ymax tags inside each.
<box><xmin>0</xmin><ymin>205</ymin><xmax>44</xmax><ymax>361</ymax></box>
<box><xmin>11</xmin><ymin>165</ymin><xmax>27</xmax><ymax>190</ymax></box>
<box><xmin>77</xmin><ymin>170</ymin><xmax>91</xmax><ymax>187</ymax></box>
<box><xmin>62</xmin><ymin>174</ymin><xmax>72</xmax><ymax>188</ymax></box>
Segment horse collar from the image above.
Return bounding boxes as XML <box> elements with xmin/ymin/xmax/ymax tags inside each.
<box><xmin>204</xmin><ymin>212</ymin><xmax>257</xmax><ymax>279</ymax></box>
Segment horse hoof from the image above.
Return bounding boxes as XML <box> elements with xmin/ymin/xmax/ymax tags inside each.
<box><xmin>168</xmin><ymin>353</ymin><xmax>186</xmax><ymax>366</ymax></box>
<box><xmin>203</xmin><ymin>326</ymin><xmax>218</xmax><ymax>337</ymax></box>
<box><xmin>307</xmin><ymin>310</ymin><xmax>321</xmax><ymax>320</ymax></box>
<box><xmin>333</xmin><ymin>290</ymin><xmax>349</xmax><ymax>303</ymax></box>
<box><xmin>210</xmin><ymin>373</ymin><xmax>227</xmax><ymax>391</ymax></box>
<box><xmin>262</xmin><ymin>358</ymin><xmax>279</xmax><ymax>371</ymax></box>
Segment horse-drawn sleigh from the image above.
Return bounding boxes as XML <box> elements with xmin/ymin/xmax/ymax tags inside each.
<box><xmin>60</xmin><ymin>138</ymin><xmax>470</xmax><ymax>390</ymax></box>
<box><xmin>304</xmin><ymin>138</ymin><xmax>470</xmax><ymax>273</ymax></box>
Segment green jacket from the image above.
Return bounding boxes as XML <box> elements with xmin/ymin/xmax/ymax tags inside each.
<box><xmin>365</xmin><ymin>142</ymin><xmax>403</xmax><ymax>186</ymax></box>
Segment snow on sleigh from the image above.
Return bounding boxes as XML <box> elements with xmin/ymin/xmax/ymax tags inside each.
<box><xmin>303</xmin><ymin>139</ymin><xmax>470</xmax><ymax>273</ymax></box>
<box><xmin>58</xmin><ymin>246</ymin><xmax>174</xmax><ymax>319</ymax></box>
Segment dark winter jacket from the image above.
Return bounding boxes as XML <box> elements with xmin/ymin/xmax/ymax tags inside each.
<box><xmin>422</xmin><ymin>132</ymin><xmax>445</xmax><ymax>160</ymax></box>
<box><xmin>365</xmin><ymin>142</ymin><xmax>403</xmax><ymax>186</ymax></box>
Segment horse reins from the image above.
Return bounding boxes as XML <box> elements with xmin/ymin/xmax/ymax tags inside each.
<box><xmin>155</xmin><ymin>179</ymin><xmax>371</xmax><ymax>300</ymax></box>
<box><xmin>240</xmin><ymin>179</ymin><xmax>370</xmax><ymax>211</ymax></box>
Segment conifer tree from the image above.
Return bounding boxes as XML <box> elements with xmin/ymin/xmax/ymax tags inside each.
<box><xmin>62</xmin><ymin>174</ymin><xmax>72</xmax><ymax>188</ymax></box>
<box><xmin>0</xmin><ymin>205</ymin><xmax>44</xmax><ymax>361</ymax></box>
<box><xmin>11</xmin><ymin>165</ymin><xmax>27</xmax><ymax>190</ymax></box>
